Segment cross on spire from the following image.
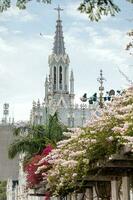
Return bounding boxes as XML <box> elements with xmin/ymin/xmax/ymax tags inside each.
<box><xmin>54</xmin><ymin>5</ymin><xmax>63</xmax><ymax>20</ymax></box>
<box><xmin>53</xmin><ymin>5</ymin><xmax>65</xmax><ymax>55</ymax></box>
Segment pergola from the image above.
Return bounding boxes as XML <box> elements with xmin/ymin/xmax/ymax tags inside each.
<box><xmin>74</xmin><ymin>150</ymin><xmax>133</xmax><ymax>200</ymax></box>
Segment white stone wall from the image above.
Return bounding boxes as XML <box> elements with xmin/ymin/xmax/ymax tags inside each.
<box><xmin>7</xmin><ymin>179</ymin><xmax>13</xmax><ymax>200</ymax></box>
<box><xmin>30</xmin><ymin>102</ymin><xmax>98</xmax><ymax>128</ymax></box>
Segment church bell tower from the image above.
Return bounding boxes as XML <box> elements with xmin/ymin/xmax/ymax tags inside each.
<box><xmin>45</xmin><ymin>5</ymin><xmax>74</xmax><ymax>110</ymax></box>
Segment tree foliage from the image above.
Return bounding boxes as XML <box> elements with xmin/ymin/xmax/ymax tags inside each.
<box><xmin>78</xmin><ymin>0</ymin><xmax>120</xmax><ymax>22</ymax></box>
<box><xmin>0</xmin><ymin>0</ymin><xmax>133</xmax><ymax>22</ymax></box>
<box><xmin>8</xmin><ymin>112</ymin><xmax>67</xmax><ymax>161</ymax></box>
<box><xmin>126</xmin><ymin>30</ymin><xmax>133</xmax><ymax>55</ymax></box>
<box><xmin>78</xmin><ymin>0</ymin><xmax>133</xmax><ymax>21</ymax></box>
<box><xmin>0</xmin><ymin>181</ymin><xmax>7</xmax><ymax>200</ymax></box>
<box><xmin>45</xmin><ymin>112</ymin><xmax>66</xmax><ymax>143</ymax></box>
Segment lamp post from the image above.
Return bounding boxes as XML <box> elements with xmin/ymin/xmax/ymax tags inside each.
<box><xmin>80</xmin><ymin>69</ymin><xmax>106</xmax><ymax>108</ymax></box>
<box><xmin>97</xmin><ymin>69</ymin><xmax>106</xmax><ymax>108</ymax></box>
<box><xmin>80</xmin><ymin>70</ymin><xmax>122</xmax><ymax>108</ymax></box>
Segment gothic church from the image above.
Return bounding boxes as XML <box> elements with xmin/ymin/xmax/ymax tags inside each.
<box><xmin>30</xmin><ymin>6</ymin><xmax>92</xmax><ymax>127</ymax></box>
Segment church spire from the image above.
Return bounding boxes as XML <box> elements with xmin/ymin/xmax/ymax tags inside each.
<box><xmin>53</xmin><ymin>5</ymin><xmax>65</xmax><ymax>55</ymax></box>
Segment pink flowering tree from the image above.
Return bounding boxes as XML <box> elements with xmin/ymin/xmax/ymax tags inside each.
<box><xmin>34</xmin><ymin>86</ymin><xmax>133</xmax><ymax>196</ymax></box>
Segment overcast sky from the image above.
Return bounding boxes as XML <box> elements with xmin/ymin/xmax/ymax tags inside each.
<box><xmin>0</xmin><ymin>0</ymin><xmax>132</xmax><ymax>122</ymax></box>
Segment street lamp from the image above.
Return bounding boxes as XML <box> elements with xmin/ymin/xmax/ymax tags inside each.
<box><xmin>80</xmin><ymin>70</ymin><xmax>122</xmax><ymax>108</ymax></box>
<box><xmin>80</xmin><ymin>69</ymin><xmax>106</xmax><ymax>108</ymax></box>
<box><xmin>97</xmin><ymin>69</ymin><xmax>106</xmax><ymax>108</ymax></box>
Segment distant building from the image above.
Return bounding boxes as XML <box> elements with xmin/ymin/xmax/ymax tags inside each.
<box><xmin>0</xmin><ymin>124</ymin><xmax>18</xmax><ymax>181</ymax></box>
<box><xmin>0</xmin><ymin>124</ymin><xmax>19</xmax><ymax>200</ymax></box>
<box><xmin>0</xmin><ymin>103</ymin><xmax>18</xmax><ymax>199</ymax></box>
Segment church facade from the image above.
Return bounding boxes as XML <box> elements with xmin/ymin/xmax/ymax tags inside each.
<box><xmin>30</xmin><ymin>6</ymin><xmax>93</xmax><ymax>128</ymax></box>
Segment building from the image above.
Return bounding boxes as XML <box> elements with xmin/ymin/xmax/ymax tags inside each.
<box><xmin>0</xmin><ymin>124</ymin><xmax>18</xmax><ymax>181</ymax></box>
<box><xmin>30</xmin><ymin>6</ymin><xmax>94</xmax><ymax>128</ymax></box>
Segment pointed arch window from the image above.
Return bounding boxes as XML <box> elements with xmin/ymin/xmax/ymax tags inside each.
<box><xmin>60</xmin><ymin>100</ymin><xmax>63</xmax><ymax>107</ymax></box>
<box><xmin>59</xmin><ymin>66</ymin><xmax>62</xmax><ymax>90</ymax></box>
<box><xmin>54</xmin><ymin>66</ymin><xmax>56</xmax><ymax>90</ymax></box>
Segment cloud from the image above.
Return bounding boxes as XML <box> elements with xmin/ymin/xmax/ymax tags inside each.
<box><xmin>64</xmin><ymin>22</ymin><xmax>132</xmax><ymax>99</ymax></box>
<box><xmin>40</xmin><ymin>34</ymin><xmax>53</xmax><ymax>40</ymax></box>
<box><xmin>65</xmin><ymin>1</ymin><xmax>88</xmax><ymax>21</ymax></box>
<box><xmin>12</xmin><ymin>30</ymin><xmax>22</xmax><ymax>35</ymax></box>
<box><xmin>66</xmin><ymin>24</ymin><xmax>130</xmax><ymax>65</ymax></box>
<box><xmin>0</xmin><ymin>31</ymin><xmax>53</xmax><ymax>120</ymax></box>
<box><xmin>0</xmin><ymin>7</ymin><xmax>38</xmax><ymax>22</ymax></box>
<box><xmin>0</xmin><ymin>25</ymin><xmax>22</xmax><ymax>35</ymax></box>
<box><xmin>0</xmin><ymin>26</ymin><xmax>8</xmax><ymax>34</ymax></box>
<box><xmin>0</xmin><ymin>37</ymin><xmax>16</xmax><ymax>53</ymax></box>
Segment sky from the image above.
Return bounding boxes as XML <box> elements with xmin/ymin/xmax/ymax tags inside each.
<box><xmin>0</xmin><ymin>0</ymin><xmax>132</xmax><ymax>121</ymax></box>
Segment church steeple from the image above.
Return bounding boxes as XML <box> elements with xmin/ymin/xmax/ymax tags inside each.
<box><xmin>48</xmin><ymin>6</ymin><xmax>70</xmax><ymax>94</ymax></box>
<box><xmin>53</xmin><ymin>5</ymin><xmax>65</xmax><ymax>55</ymax></box>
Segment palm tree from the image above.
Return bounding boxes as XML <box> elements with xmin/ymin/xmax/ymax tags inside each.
<box><xmin>8</xmin><ymin>112</ymin><xmax>67</xmax><ymax>161</ymax></box>
<box><xmin>46</xmin><ymin>112</ymin><xmax>66</xmax><ymax>143</ymax></box>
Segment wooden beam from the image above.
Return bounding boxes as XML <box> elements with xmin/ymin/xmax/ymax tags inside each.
<box><xmin>83</xmin><ymin>175</ymin><xmax>111</xmax><ymax>181</ymax></box>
